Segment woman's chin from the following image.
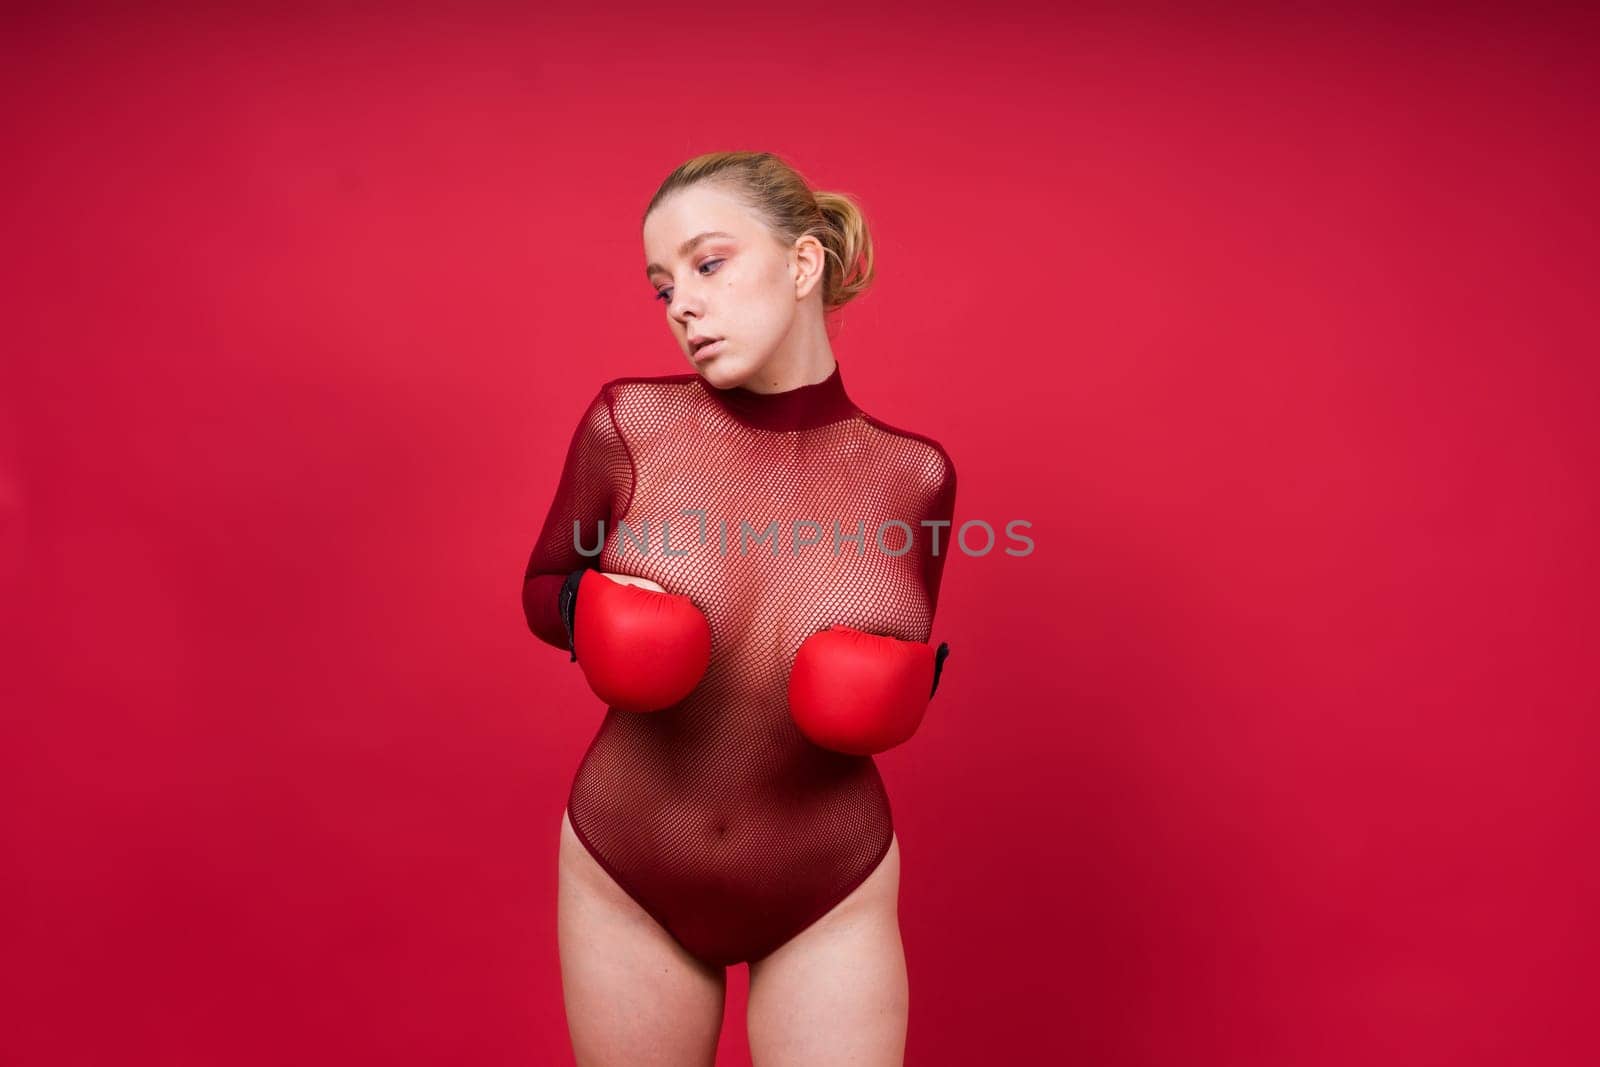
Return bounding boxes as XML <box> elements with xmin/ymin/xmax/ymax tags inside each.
<box><xmin>693</xmin><ymin>355</ymin><xmax>751</xmax><ymax>389</ymax></box>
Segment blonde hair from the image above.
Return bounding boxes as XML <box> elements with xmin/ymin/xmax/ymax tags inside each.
<box><xmin>644</xmin><ymin>151</ymin><xmax>876</xmax><ymax>314</ymax></box>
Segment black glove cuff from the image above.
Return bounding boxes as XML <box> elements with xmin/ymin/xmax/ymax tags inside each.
<box><xmin>930</xmin><ymin>640</ymin><xmax>950</xmax><ymax>698</ymax></box>
<box><xmin>558</xmin><ymin>568</ymin><xmax>586</xmax><ymax>663</ymax></box>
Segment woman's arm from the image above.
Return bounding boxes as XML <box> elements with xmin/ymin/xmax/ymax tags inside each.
<box><xmin>521</xmin><ymin>384</ymin><xmax>636</xmax><ymax>651</ymax></box>
<box><xmin>920</xmin><ymin>448</ymin><xmax>958</xmax><ymax>620</ymax></box>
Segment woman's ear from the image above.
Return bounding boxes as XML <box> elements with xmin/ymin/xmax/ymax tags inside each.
<box><xmin>792</xmin><ymin>234</ymin><xmax>826</xmax><ymax>300</ymax></box>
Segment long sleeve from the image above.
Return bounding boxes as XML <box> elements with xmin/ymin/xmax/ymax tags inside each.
<box><xmin>521</xmin><ymin>384</ymin><xmax>634</xmax><ymax>651</ymax></box>
<box><xmin>920</xmin><ymin>449</ymin><xmax>958</xmax><ymax>622</ymax></box>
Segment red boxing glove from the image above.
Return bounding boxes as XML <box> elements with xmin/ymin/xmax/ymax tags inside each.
<box><xmin>569</xmin><ymin>569</ymin><xmax>712</xmax><ymax>713</ymax></box>
<box><xmin>787</xmin><ymin>625</ymin><xmax>950</xmax><ymax>755</ymax></box>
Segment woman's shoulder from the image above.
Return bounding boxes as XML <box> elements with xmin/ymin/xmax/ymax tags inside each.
<box><xmin>853</xmin><ymin>410</ymin><xmax>956</xmax><ymax>513</ymax></box>
<box><xmin>856</xmin><ymin>410</ymin><xmax>955</xmax><ymax>481</ymax></box>
<box><xmin>582</xmin><ymin>371</ymin><xmax>705</xmax><ymax>427</ymax></box>
<box><xmin>588</xmin><ymin>369</ymin><xmax>701</xmax><ymax>401</ymax></box>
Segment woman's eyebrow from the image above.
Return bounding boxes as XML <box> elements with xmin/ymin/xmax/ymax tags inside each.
<box><xmin>645</xmin><ymin>231</ymin><xmax>737</xmax><ymax>277</ymax></box>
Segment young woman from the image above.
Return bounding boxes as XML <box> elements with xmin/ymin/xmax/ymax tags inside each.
<box><xmin>522</xmin><ymin>151</ymin><xmax>957</xmax><ymax>1066</ymax></box>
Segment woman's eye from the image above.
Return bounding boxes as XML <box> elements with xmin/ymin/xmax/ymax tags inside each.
<box><xmin>653</xmin><ymin>259</ymin><xmax>724</xmax><ymax>303</ymax></box>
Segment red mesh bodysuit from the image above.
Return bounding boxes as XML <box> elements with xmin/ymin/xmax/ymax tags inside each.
<box><xmin>521</xmin><ymin>360</ymin><xmax>957</xmax><ymax>967</ymax></box>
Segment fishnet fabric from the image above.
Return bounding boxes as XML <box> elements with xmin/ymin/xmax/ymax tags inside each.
<box><xmin>522</xmin><ymin>362</ymin><xmax>956</xmax><ymax>967</ymax></box>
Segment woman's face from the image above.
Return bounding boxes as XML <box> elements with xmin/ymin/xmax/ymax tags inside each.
<box><xmin>643</xmin><ymin>183</ymin><xmax>816</xmax><ymax>387</ymax></box>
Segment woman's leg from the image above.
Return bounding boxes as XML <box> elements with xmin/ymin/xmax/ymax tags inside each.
<box><xmin>557</xmin><ymin>808</ymin><xmax>727</xmax><ymax>1066</ymax></box>
<box><xmin>745</xmin><ymin>834</ymin><xmax>908</xmax><ymax>1067</ymax></box>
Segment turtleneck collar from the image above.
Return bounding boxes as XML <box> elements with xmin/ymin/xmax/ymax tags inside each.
<box><xmin>698</xmin><ymin>360</ymin><xmax>858</xmax><ymax>432</ymax></box>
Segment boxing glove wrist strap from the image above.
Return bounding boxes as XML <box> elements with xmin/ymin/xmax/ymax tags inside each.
<box><xmin>931</xmin><ymin>641</ymin><xmax>950</xmax><ymax>698</ymax></box>
<box><xmin>558</xmin><ymin>567</ymin><xmax>586</xmax><ymax>663</ymax></box>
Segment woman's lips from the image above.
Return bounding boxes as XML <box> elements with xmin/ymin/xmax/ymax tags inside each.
<box><xmin>692</xmin><ymin>339</ymin><xmax>725</xmax><ymax>362</ymax></box>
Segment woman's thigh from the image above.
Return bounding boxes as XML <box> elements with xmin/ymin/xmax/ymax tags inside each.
<box><xmin>745</xmin><ymin>834</ymin><xmax>908</xmax><ymax>1067</ymax></box>
<box><xmin>556</xmin><ymin>808</ymin><xmax>727</xmax><ymax>1067</ymax></box>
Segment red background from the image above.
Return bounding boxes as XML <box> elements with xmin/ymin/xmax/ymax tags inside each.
<box><xmin>4</xmin><ymin>5</ymin><xmax>1595</xmax><ymax>1065</ymax></box>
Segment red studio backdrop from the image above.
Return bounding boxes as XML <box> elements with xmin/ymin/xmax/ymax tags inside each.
<box><xmin>3</xmin><ymin>6</ymin><xmax>1595</xmax><ymax>1066</ymax></box>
